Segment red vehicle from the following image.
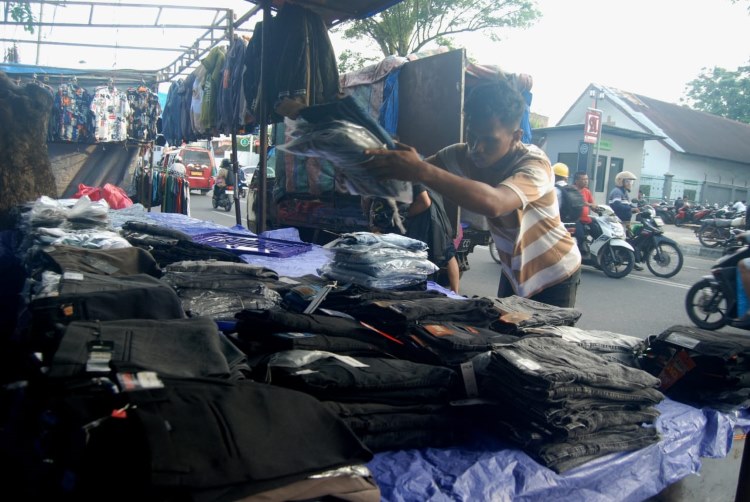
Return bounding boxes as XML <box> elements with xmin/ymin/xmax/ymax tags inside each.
<box><xmin>674</xmin><ymin>203</ymin><xmax>713</xmax><ymax>227</ymax></box>
<box><xmin>164</xmin><ymin>146</ymin><xmax>217</xmax><ymax>195</ymax></box>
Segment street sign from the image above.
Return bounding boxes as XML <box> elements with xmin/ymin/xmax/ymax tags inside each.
<box><xmin>584</xmin><ymin>108</ymin><xmax>603</xmax><ymax>144</ymax></box>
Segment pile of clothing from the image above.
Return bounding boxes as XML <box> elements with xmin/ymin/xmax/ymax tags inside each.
<box><xmin>319</xmin><ymin>232</ymin><xmax>438</xmax><ymax>289</ymax></box>
<box><xmin>478</xmin><ymin>335</ymin><xmax>663</xmax><ymax>473</ymax></box>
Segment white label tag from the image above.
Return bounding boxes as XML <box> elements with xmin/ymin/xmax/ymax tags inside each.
<box><xmin>665</xmin><ymin>333</ymin><xmax>700</xmax><ymax>349</ymax></box>
<box><xmin>331</xmin><ymin>354</ymin><xmax>369</xmax><ymax>368</ymax></box>
<box><xmin>515</xmin><ymin>357</ymin><xmax>543</xmax><ymax>372</ymax></box>
<box><xmin>63</xmin><ymin>272</ymin><xmax>85</xmax><ymax>281</ymax></box>
<box><xmin>460</xmin><ymin>361</ymin><xmax>479</xmax><ymax>397</ymax></box>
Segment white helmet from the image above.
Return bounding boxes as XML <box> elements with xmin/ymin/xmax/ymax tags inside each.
<box><xmin>615</xmin><ymin>170</ymin><xmax>637</xmax><ymax>187</ymax></box>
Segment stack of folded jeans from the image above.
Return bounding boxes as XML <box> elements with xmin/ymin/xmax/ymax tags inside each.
<box><xmin>319</xmin><ymin>232</ymin><xmax>438</xmax><ymax>289</ymax></box>
<box><xmin>255</xmin><ymin>349</ymin><xmax>470</xmax><ymax>451</ymax></box>
<box><xmin>479</xmin><ymin>335</ymin><xmax>663</xmax><ymax>473</ymax></box>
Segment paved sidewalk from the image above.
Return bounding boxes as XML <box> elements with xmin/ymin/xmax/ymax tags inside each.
<box><xmin>660</xmin><ymin>223</ymin><xmax>724</xmax><ymax>260</ymax></box>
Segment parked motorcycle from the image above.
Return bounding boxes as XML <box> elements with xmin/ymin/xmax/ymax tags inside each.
<box><xmin>653</xmin><ymin>203</ymin><xmax>676</xmax><ymax>225</ymax></box>
<box><xmin>685</xmin><ymin>232</ymin><xmax>750</xmax><ymax>330</ymax></box>
<box><xmin>674</xmin><ymin>204</ymin><xmax>713</xmax><ymax>227</ymax></box>
<box><xmin>570</xmin><ymin>204</ymin><xmax>636</xmax><ymax>278</ymax></box>
<box><xmin>212</xmin><ymin>185</ymin><xmax>234</xmax><ymax>212</ymax></box>
<box><xmin>627</xmin><ymin>211</ymin><xmax>684</xmax><ymax>278</ymax></box>
<box><xmin>696</xmin><ymin>212</ymin><xmax>746</xmax><ymax>248</ymax></box>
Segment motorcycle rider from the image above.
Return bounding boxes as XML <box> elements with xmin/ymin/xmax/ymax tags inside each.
<box><xmin>609</xmin><ymin>170</ymin><xmax>642</xmax><ymax>270</ymax></box>
<box><xmin>213</xmin><ymin>158</ymin><xmax>235</xmax><ymax>206</ymax></box>
<box><xmin>573</xmin><ymin>171</ymin><xmax>597</xmax><ymax>250</ymax></box>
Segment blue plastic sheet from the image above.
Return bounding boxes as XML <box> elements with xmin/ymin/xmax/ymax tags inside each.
<box><xmin>367</xmin><ymin>398</ymin><xmax>740</xmax><ymax>501</ymax></box>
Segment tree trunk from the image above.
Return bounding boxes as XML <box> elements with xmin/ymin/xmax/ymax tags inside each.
<box><xmin>0</xmin><ymin>71</ymin><xmax>57</xmax><ymax>229</ymax></box>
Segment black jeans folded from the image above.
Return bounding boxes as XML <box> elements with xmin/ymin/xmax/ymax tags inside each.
<box><xmin>488</xmin><ymin>334</ymin><xmax>661</xmax><ymax>391</ymax></box>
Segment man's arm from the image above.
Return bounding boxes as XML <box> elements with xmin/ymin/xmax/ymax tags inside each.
<box><xmin>364</xmin><ymin>143</ymin><xmax>522</xmax><ymax>218</ymax></box>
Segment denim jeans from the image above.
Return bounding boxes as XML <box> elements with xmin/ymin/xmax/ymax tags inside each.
<box><xmin>263</xmin><ymin>349</ymin><xmax>460</xmax><ymax>405</ymax></box>
<box><xmin>49</xmin><ymin>317</ymin><xmax>250</xmax><ymax>380</ymax></box>
<box><xmin>487</xmin><ymin>334</ymin><xmax>661</xmax><ymax>391</ymax></box>
<box><xmin>488</xmin><ymin>295</ymin><xmax>582</xmax><ymax>330</ymax></box>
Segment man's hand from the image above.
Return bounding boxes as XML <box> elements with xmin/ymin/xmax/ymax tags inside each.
<box><xmin>363</xmin><ymin>142</ymin><xmax>431</xmax><ymax>182</ymax></box>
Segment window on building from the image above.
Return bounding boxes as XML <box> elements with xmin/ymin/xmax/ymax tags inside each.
<box><xmin>594</xmin><ymin>155</ymin><xmax>608</xmax><ymax>192</ymax></box>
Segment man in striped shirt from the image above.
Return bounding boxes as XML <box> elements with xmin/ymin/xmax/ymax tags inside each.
<box><xmin>364</xmin><ymin>79</ymin><xmax>581</xmax><ymax>307</ymax></box>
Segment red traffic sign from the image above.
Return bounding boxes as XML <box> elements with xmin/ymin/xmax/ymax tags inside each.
<box><xmin>584</xmin><ymin>108</ymin><xmax>603</xmax><ymax>144</ymax></box>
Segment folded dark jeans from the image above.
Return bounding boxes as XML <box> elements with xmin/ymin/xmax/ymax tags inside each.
<box><xmin>531</xmin><ymin>424</ymin><xmax>660</xmax><ymax>473</ymax></box>
<box><xmin>489</xmin><ymin>335</ymin><xmax>661</xmax><ymax>391</ymax></box>
<box><xmin>348</xmin><ymin>297</ymin><xmax>500</xmax><ymax>333</ymax></box>
<box><xmin>49</xmin><ymin>317</ymin><xmax>249</xmax><ymax>380</ymax></box>
<box><xmin>263</xmin><ymin>350</ymin><xmax>460</xmax><ymax>404</ymax></box>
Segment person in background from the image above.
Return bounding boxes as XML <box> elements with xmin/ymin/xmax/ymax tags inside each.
<box><xmin>214</xmin><ymin>158</ymin><xmax>235</xmax><ymax>202</ymax></box>
<box><xmin>364</xmin><ymin>184</ymin><xmax>461</xmax><ymax>293</ymax></box>
<box><xmin>733</xmin><ymin>200</ymin><xmax>747</xmax><ymax>214</ymax></box>
<box><xmin>172</xmin><ymin>155</ymin><xmax>186</xmax><ymax>176</ymax></box>
<box><xmin>674</xmin><ymin>196</ymin><xmax>685</xmax><ymax>211</ymax></box>
<box><xmin>573</xmin><ymin>171</ymin><xmax>597</xmax><ymax>249</ymax></box>
<box><xmin>363</xmin><ymin>79</ymin><xmax>581</xmax><ymax>308</ymax></box>
<box><xmin>608</xmin><ymin>171</ymin><xmax>638</xmax><ymax>225</ymax></box>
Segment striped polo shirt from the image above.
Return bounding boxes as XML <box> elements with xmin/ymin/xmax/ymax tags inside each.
<box><xmin>428</xmin><ymin>143</ymin><xmax>581</xmax><ymax>298</ymax></box>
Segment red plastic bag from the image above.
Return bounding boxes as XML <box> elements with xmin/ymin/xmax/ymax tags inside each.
<box><xmin>101</xmin><ymin>183</ymin><xmax>133</xmax><ymax>209</ymax></box>
<box><xmin>73</xmin><ymin>183</ymin><xmax>103</xmax><ymax>201</ymax></box>
<box><xmin>73</xmin><ymin>183</ymin><xmax>133</xmax><ymax>209</ymax></box>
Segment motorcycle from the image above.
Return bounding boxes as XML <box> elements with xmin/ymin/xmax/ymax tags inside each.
<box><xmin>685</xmin><ymin>232</ymin><xmax>750</xmax><ymax>330</ymax></box>
<box><xmin>653</xmin><ymin>203</ymin><xmax>676</xmax><ymax>225</ymax></box>
<box><xmin>569</xmin><ymin>204</ymin><xmax>636</xmax><ymax>278</ymax></box>
<box><xmin>627</xmin><ymin>211</ymin><xmax>684</xmax><ymax>278</ymax></box>
<box><xmin>212</xmin><ymin>184</ymin><xmax>234</xmax><ymax>212</ymax></box>
<box><xmin>696</xmin><ymin>212</ymin><xmax>746</xmax><ymax>248</ymax></box>
<box><xmin>674</xmin><ymin>204</ymin><xmax>713</xmax><ymax>227</ymax></box>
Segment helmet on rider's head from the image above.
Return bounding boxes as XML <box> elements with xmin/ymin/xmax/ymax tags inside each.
<box><xmin>220</xmin><ymin>158</ymin><xmax>232</xmax><ymax>168</ymax></box>
<box><xmin>615</xmin><ymin>170</ymin><xmax>637</xmax><ymax>187</ymax></box>
<box><xmin>552</xmin><ymin>162</ymin><xmax>569</xmax><ymax>178</ymax></box>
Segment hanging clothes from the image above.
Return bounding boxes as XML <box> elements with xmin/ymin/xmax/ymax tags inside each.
<box><xmin>191</xmin><ymin>66</ymin><xmax>207</xmax><ymax>135</ymax></box>
<box><xmin>91</xmin><ymin>84</ymin><xmax>130</xmax><ymax>142</ymax></box>
<box><xmin>161</xmin><ymin>80</ymin><xmax>182</xmax><ymax>146</ymax></box>
<box><xmin>218</xmin><ymin>36</ymin><xmax>247</xmax><ymax>134</ymax></box>
<box><xmin>126</xmin><ymin>85</ymin><xmax>162</xmax><ymax>142</ymax></box>
<box><xmin>243</xmin><ymin>4</ymin><xmax>340</xmax><ymax>126</ymax></box>
<box><xmin>200</xmin><ymin>45</ymin><xmax>227</xmax><ymax>133</ymax></box>
<box><xmin>51</xmin><ymin>80</ymin><xmax>95</xmax><ymax>142</ymax></box>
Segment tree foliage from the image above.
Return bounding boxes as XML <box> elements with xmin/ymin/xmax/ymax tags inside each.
<box><xmin>338</xmin><ymin>0</ymin><xmax>541</xmax><ymax>58</ymax></box>
<box><xmin>682</xmin><ymin>65</ymin><xmax>750</xmax><ymax>124</ymax></box>
<box><xmin>9</xmin><ymin>1</ymin><xmax>35</xmax><ymax>34</ymax></box>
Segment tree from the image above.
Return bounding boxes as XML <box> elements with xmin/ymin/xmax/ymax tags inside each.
<box><xmin>8</xmin><ymin>1</ymin><xmax>35</xmax><ymax>34</ymax></box>
<box><xmin>682</xmin><ymin>65</ymin><xmax>750</xmax><ymax>124</ymax></box>
<box><xmin>337</xmin><ymin>0</ymin><xmax>541</xmax><ymax>59</ymax></box>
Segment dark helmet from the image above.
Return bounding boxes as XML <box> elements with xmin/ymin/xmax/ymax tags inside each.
<box><xmin>220</xmin><ymin>158</ymin><xmax>231</xmax><ymax>168</ymax></box>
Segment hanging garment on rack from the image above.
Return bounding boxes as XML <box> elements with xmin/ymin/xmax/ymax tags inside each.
<box><xmin>200</xmin><ymin>45</ymin><xmax>226</xmax><ymax>132</ymax></box>
<box><xmin>90</xmin><ymin>84</ymin><xmax>130</xmax><ymax>142</ymax></box>
<box><xmin>126</xmin><ymin>85</ymin><xmax>162</xmax><ymax>141</ymax></box>
<box><xmin>161</xmin><ymin>80</ymin><xmax>182</xmax><ymax>145</ymax></box>
<box><xmin>243</xmin><ymin>4</ymin><xmax>340</xmax><ymax>126</ymax></box>
<box><xmin>52</xmin><ymin>81</ymin><xmax>95</xmax><ymax>142</ymax></box>
<box><xmin>218</xmin><ymin>36</ymin><xmax>247</xmax><ymax>134</ymax></box>
<box><xmin>180</xmin><ymin>72</ymin><xmax>196</xmax><ymax>142</ymax></box>
<box><xmin>191</xmin><ymin>66</ymin><xmax>207</xmax><ymax>135</ymax></box>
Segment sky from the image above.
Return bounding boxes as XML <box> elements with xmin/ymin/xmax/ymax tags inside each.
<box><xmin>3</xmin><ymin>0</ymin><xmax>749</xmax><ymax>125</ymax></box>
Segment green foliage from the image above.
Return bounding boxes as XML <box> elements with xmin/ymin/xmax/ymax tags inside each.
<box><xmin>337</xmin><ymin>49</ymin><xmax>380</xmax><ymax>74</ymax></box>
<box><xmin>682</xmin><ymin>64</ymin><xmax>750</xmax><ymax>124</ymax></box>
<box><xmin>337</xmin><ymin>0</ymin><xmax>541</xmax><ymax>57</ymax></box>
<box><xmin>9</xmin><ymin>1</ymin><xmax>35</xmax><ymax>34</ymax></box>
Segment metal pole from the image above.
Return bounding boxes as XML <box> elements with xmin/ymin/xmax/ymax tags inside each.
<box><xmin>227</xmin><ymin>9</ymin><xmax>242</xmax><ymax>226</ymax></box>
<box><xmin>35</xmin><ymin>2</ymin><xmax>44</xmax><ymax>64</ymax></box>
<box><xmin>256</xmin><ymin>0</ymin><xmax>270</xmax><ymax>234</ymax></box>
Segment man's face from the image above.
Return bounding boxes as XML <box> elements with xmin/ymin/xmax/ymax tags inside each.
<box><xmin>575</xmin><ymin>174</ymin><xmax>589</xmax><ymax>189</ymax></box>
<box><xmin>466</xmin><ymin>115</ymin><xmax>520</xmax><ymax>169</ymax></box>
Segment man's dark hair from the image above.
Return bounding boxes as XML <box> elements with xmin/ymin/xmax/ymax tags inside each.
<box><xmin>574</xmin><ymin>171</ymin><xmax>588</xmax><ymax>181</ymax></box>
<box><xmin>464</xmin><ymin>79</ymin><xmax>526</xmax><ymax>129</ymax></box>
